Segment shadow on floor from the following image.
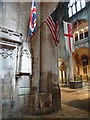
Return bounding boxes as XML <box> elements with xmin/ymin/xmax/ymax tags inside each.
<box><xmin>64</xmin><ymin>98</ymin><xmax>90</xmax><ymax>111</ymax></box>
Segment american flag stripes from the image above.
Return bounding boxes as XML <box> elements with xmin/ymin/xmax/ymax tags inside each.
<box><xmin>45</xmin><ymin>9</ymin><xmax>59</xmax><ymax>46</ymax></box>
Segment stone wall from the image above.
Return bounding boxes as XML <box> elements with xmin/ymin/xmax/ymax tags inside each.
<box><xmin>58</xmin><ymin>3</ymin><xmax>69</xmax><ymax>83</ymax></box>
<box><xmin>0</xmin><ymin>2</ymin><xmax>32</xmax><ymax>118</ymax></box>
<box><xmin>0</xmin><ymin>2</ymin><xmax>61</xmax><ymax>118</ymax></box>
<box><xmin>0</xmin><ymin>2</ymin><xmax>31</xmax><ymax>40</ymax></box>
<box><xmin>58</xmin><ymin>2</ymin><xmax>68</xmax><ymax>60</ymax></box>
<box><xmin>69</xmin><ymin>7</ymin><xmax>88</xmax><ymax>23</ymax></box>
<box><xmin>0</xmin><ymin>41</ymin><xmax>20</xmax><ymax>118</ymax></box>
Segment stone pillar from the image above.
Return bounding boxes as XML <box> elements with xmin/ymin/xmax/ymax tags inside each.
<box><xmin>69</xmin><ymin>54</ymin><xmax>74</xmax><ymax>81</ymax></box>
<box><xmin>40</xmin><ymin>2</ymin><xmax>58</xmax><ymax>91</ymax></box>
<box><xmin>0</xmin><ymin>46</ymin><xmax>2</xmax><ymax>120</ymax></box>
<box><xmin>39</xmin><ymin>2</ymin><xmax>61</xmax><ymax>113</ymax></box>
<box><xmin>87</xmin><ymin>2</ymin><xmax>90</xmax><ymax>44</ymax></box>
<box><xmin>58</xmin><ymin>2</ymin><xmax>69</xmax><ymax>84</ymax></box>
<box><xmin>30</xmin><ymin>2</ymin><xmax>40</xmax><ymax>94</ymax></box>
<box><xmin>28</xmin><ymin>2</ymin><xmax>41</xmax><ymax>115</ymax></box>
<box><xmin>87</xmin><ymin>2</ymin><xmax>90</xmax><ymax>81</ymax></box>
<box><xmin>66</xmin><ymin>62</ymin><xmax>70</xmax><ymax>84</ymax></box>
<box><xmin>29</xmin><ymin>2</ymin><xmax>61</xmax><ymax>115</ymax></box>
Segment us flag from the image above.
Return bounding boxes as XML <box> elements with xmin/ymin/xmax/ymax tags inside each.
<box><xmin>28</xmin><ymin>0</ymin><xmax>36</xmax><ymax>37</ymax></box>
<box><xmin>45</xmin><ymin>8</ymin><xmax>59</xmax><ymax>46</ymax></box>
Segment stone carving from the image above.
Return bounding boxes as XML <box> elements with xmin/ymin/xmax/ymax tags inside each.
<box><xmin>1</xmin><ymin>39</ymin><xmax>20</xmax><ymax>47</ymax></box>
<box><xmin>0</xmin><ymin>27</ymin><xmax>22</xmax><ymax>46</ymax></box>
<box><xmin>19</xmin><ymin>41</ymin><xmax>32</xmax><ymax>75</ymax></box>
<box><xmin>30</xmin><ymin>93</ymin><xmax>52</xmax><ymax>115</ymax></box>
<box><xmin>21</xmin><ymin>49</ymin><xmax>30</xmax><ymax>58</ymax></box>
<box><xmin>0</xmin><ymin>48</ymin><xmax>13</xmax><ymax>59</ymax></box>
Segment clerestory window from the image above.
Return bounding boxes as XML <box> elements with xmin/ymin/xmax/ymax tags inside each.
<box><xmin>68</xmin><ymin>0</ymin><xmax>86</xmax><ymax>17</ymax></box>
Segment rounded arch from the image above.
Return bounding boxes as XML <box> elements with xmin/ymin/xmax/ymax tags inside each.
<box><xmin>73</xmin><ymin>47</ymin><xmax>89</xmax><ymax>81</ymax></box>
<box><xmin>73</xmin><ymin>19</ymin><xmax>88</xmax><ymax>28</ymax></box>
<box><xmin>81</xmin><ymin>55</ymin><xmax>88</xmax><ymax>60</ymax></box>
<box><xmin>73</xmin><ymin>47</ymin><xmax>89</xmax><ymax>58</ymax></box>
<box><xmin>73</xmin><ymin>19</ymin><xmax>88</xmax><ymax>42</ymax></box>
<box><xmin>73</xmin><ymin>19</ymin><xmax>88</xmax><ymax>31</ymax></box>
<box><xmin>58</xmin><ymin>59</ymin><xmax>67</xmax><ymax>85</ymax></box>
<box><xmin>81</xmin><ymin>55</ymin><xmax>88</xmax><ymax>65</ymax></box>
<box><xmin>60</xmin><ymin>62</ymin><xmax>66</xmax><ymax>70</ymax></box>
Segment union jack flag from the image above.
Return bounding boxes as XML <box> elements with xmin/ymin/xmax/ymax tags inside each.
<box><xmin>28</xmin><ymin>0</ymin><xmax>36</xmax><ymax>36</ymax></box>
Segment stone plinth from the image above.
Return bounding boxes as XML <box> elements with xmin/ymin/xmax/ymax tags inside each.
<box><xmin>29</xmin><ymin>93</ymin><xmax>52</xmax><ymax>115</ymax></box>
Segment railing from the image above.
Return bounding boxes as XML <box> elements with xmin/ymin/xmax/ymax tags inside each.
<box><xmin>74</xmin><ymin>37</ymin><xmax>88</xmax><ymax>49</ymax></box>
<box><xmin>69</xmin><ymin>75</ymin><xmax>82</xmax><ymax>89</ymax></box>
<box><xmin>74</xmin><ymin>75</ymin><xmax>82</xmax><ymax>82</ymax></box>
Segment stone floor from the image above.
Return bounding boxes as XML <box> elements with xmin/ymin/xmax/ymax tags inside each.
<box><xmin>1</xmin><ymin>83</ymin><xmax>89</xmax><ymax>120</ymax></box>
<box><xmin>20</xmin><ymin>83</ymin><xmax>89</xmax><ymax>119</ymax></box>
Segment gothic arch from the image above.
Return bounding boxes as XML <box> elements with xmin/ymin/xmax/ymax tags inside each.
<box><xmin>73</xmin><ymin>47</ymin><xmax>89</xmax><ymax>58</ymax></box>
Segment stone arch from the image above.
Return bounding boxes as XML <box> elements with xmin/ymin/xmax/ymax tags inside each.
<box><xmin>59</xmin><ymin>60</ymin><xmax>67</xmax><ymax>85</ymax></box>
<box><xmin>72</xmin><ymin>19</ymin><xmax>88</xmax><ymax>43</ymax></box>
<box><xmin>19</xmin><ymin>41</ymin><xmax>32</xmax><ymax>75</ymax></box>
<box><xmin>73</xmin><ymin>47</ymin><xmax>89</xmax><ymax>82</ymax></box>
<box><xmin>73</xmin><ymin>18</ymin><xmax>88</xmax><ymax>26</ymax></box>
<box><xmin>21</xmin><ymin>47</ymin><xmax>31</xmax><ymax>58</ymax></box>
<box><xmin>73</xmin><ymin>19</ymin><xmax>88</xmax><ymax>31</ymax></box>
<box><xmin>81</xmin><ymin>54</ymin><xmax>88</xmax><ymax>60</ymax></box>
